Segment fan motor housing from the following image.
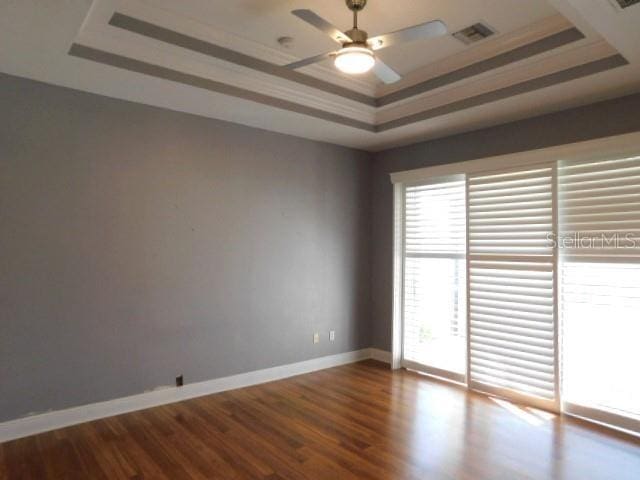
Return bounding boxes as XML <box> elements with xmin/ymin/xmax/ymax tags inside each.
<box><xmin>345</xmin><ymin>28</ymin><xmax>368</xmax><ymax>44</ymax></box>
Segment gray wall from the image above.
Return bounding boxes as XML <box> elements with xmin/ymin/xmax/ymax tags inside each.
<box><xmin>0</xmin><ymin>73</ymin><xmax>371</xmax><ymax>422</ymax></box>
<box><xmin>371</xmin><ymin>92</ymin><xmax>640</xmax><ymax>351</ymax></box>
<box><xmin>4</xmin><ymin>71</ymin><xmax>640</xmax><ymax>423</ymax></box>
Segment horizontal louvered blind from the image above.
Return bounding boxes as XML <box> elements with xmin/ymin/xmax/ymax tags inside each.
<box><xmin>558</xmin><ymin>155</ymin><xmax>640</xmax><ymax>259</ymax></box>
<box><xmin>468</xmin><ymin>165</ymin><xmax>556</xmax><ymax>402</ymax></box>
<box><xmin>403</xmin><ymin>178</ymin><xmax>467</xmax><ymax>374</ymax></box>
<box><xmin>405</xmin><ymin>179</ymin><xmax>466</xmax><ymax>256</ymax></box>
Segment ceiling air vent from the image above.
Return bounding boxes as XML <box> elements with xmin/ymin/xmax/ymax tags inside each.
<box><xmin>612</xmin><ymin>0</ymin><xmax>640</xmax><ymax>8</ymax></box>
<box><xmin>452</xmin><ymin>23</ymin><xmax>495</xmax><ymax>45</ymax></box>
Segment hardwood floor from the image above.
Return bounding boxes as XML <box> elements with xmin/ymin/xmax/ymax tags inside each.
<box><xmin>1</xmin><ymin>360</ymin><xmax>638</xmax><ymax>479</ymax></box>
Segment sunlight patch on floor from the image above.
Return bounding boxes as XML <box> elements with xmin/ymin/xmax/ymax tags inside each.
<box><xmin>489</xmin><ymin>396</ymin><xmax>556</xmax><ymax>426</ymax></box>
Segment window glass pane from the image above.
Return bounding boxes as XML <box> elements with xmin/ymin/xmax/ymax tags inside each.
<box><xmin>561</xmin><ymin>261</ymin><xmax>640</xmax><ymax>419</ymax></box>
<box><xmin>403</xmin><ymin>257</ymin><xmax>466</xmax><ymax>373</ymax></box>
<box><xmin>402</xmin><ymin>178</ymin><xmax>466</xmax><ymax>375</ymax></box>
<box><xmin>559</xmin><ymin>155</ymin><xmax>640</xmax><ymax>429</ymax></box>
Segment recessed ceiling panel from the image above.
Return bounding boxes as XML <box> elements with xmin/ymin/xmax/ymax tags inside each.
<box><xmin>0</xmin><ymin>0</ymin><xmax>639</xmax><ymax>151</ymax></box>
<box><xmin>147</xmin><ymin>0</ymin><xmax>560</xmax><ymax>80</ymax></box>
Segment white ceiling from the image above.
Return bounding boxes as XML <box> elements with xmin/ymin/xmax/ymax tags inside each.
<box><xmin>1</xmin><ymin>0</ymin><xmax>640</xmax><ymax>151</ymax></box>
<box><xmin>160</xmin><ymin>0</ymin><xmax>559</xmax><ymax>79</ymax></box>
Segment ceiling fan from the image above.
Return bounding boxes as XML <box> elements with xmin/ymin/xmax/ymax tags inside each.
<box><xmin>286</xmin><ymin>0</ymin><xmax>447</xmax><ymax>84</ymax></box>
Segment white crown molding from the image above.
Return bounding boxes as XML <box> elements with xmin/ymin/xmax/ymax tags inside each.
<box><xmin>125</xmin><ymin>0</ymin><xmax>293</xmax><ymax>63</ymax></box>
<box><xmin>376</xmin><ymin>39</ymin><xmax>617</xmax><ymax>124</ymax></box>
<box><xmin>3</xmin><ymin>0</ymin><xmax>637</xmax><ymax>150</ymax></box>
<box><xmin>77</xmin><ymin>0</ymin><xmax>630</xmax><ymax>131</ymax></box>
<box><xmin>549</xmin><ymin>0</ymin><xmax>640</xmax><ymax>64</ymax></box>
<box><xmin>77</xmin><ymin>5</ymin><xmax>615</xmax><ymax>129</ymax></box>
<box><xmin>376</xmin><ymin>14</ymin><xmax>579</xmax><ymax>96</ymax></box>
<box><xmin>100</xmin><ymin>0</ymin><xmax>378</xmax><ymax>95</ymax></box>
<box><xmin>75</xmin><ymin>27</ymin><xmax>376</xmax><ymax>123</ymax></box>
<box><xmin>0</xmin><ymin>348</ymin><xmax>380</xmax><ymax>444</ymax></box>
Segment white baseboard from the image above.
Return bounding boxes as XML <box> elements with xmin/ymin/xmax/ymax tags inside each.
<box><xmin>370</xmin><ymin>348</ymin><xmax>391</xmax><ymax>364</ymax></box>
<box><xmin>0</xmin><ymin>348</ymin><xmax>375</xmax><ymax>443</ymax></box>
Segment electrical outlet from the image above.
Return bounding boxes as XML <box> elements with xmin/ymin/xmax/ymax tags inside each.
<box><xmin>313</xmin><ymin>332</ymin><xmax>320</xmax><ymax>344</ymax></box>
<box><xmin>329</xmin><ymin>330</ymin><xmax>336</xmax><ymax>342</ymax></box>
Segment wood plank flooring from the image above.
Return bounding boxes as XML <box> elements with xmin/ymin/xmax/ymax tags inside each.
<box><xmin>1</xmin><ymin>360</ymin><xmax>639</xmax><ymax>479</ymax></box>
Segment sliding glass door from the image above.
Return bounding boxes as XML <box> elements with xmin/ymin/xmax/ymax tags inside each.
<box><xmin>467</xmin><ymin>165</ymin><xmax>558</xmax><ymax>411</ymax></box>
<box><xmin>401</xmin><ymin>177</ymin><xmax>467</xmax><ymax>382</ymax></box>
<box><xmin>395</xmin><ymin>141</ymin><xmax>640</xmax><ymax>434</ymax></box>
<box><xmin>558</xmin><ymin>155</ymin><xmax>640</xmax><ymax>432</ymax></box>
<box><xmin>400</xmin><ymin>166</ymin><xmax>558</xmax><ymax>408</ymax></box>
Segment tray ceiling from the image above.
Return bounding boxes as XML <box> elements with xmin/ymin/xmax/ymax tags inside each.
<box><xmin>2</xmin><ymin>0</ymin><xmax>640</xmax><ymax>151</ymax></box>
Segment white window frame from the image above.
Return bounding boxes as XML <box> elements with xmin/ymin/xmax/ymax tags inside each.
<box><xmin>466</xmin><ymin>162</ymin><xmax>558</xmax><ymax>413</ymax></box>
<box><xmin>390</xmin><ymin>131</ymin><xmax>640</xmax><ymax>432</ymax></box>
<box><xmin>397</xmin><ymin>175</ymin><xmax>467</xmax><ymax>385</ymax></box>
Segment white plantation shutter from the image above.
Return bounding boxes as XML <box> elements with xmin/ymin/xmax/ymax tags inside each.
<box><xmin>467</xmin><ymin>165</ymin><xmax>557</xmax><ymax>407</ymax></box>
<box><xmin>404</xmin><ymin>178</ymin><xmax>466</xmax><ymax>256</ymax></box>
<box><xmin>392</xmin><ymin>134</ymin><xmax>640</xmax><ymax>431</ymax></box>
<box><xmin>403</xmin><ymin>177</ymin><xmax>467</xmax><ymax>378</ymax></box>
<box><xmin>558</xmin><ymin>155</ymin><xmax>640</xmax><ymax>259</ymax></box>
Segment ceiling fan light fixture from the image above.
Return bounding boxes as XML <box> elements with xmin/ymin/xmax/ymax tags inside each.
<box><xmin>334</xmin><ymin>46</ymin><xmax>375</xmax><ymax>74</ymax></box>
<box><xmin>289</xmin><ymin>3</ymin><xmax>447</xmax><ymax>84</ymax></box>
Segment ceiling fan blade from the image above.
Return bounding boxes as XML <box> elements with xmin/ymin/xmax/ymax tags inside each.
<box><xmin>285</xmin><ymin>52</ymin><xmax>335</xmax><ymax>70</ymax></box>
<box><xmin>291</xmin><ymin>9</ymin><xmax>353</xmax><ymax>44</ymax></box>
<box><xmin>373</xmin><ymin>58</ymin><xmax>402</xmax><ymax>84</ymax></box>
<box><xmin>368</xmin><ymin>20</ymin><xmax>447</xmax><ymax>51</ymax></box>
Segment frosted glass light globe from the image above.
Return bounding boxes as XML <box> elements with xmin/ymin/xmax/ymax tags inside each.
<box><xmin>334</xmin><ymin>46</ymin><xmax>375</xmax><ymax>74</ymax></box>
